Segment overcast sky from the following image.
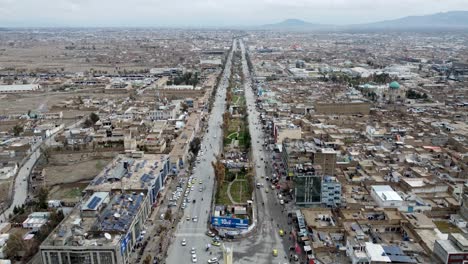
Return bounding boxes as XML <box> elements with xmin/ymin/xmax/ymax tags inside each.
<box><xmin>0</xmin><ymin>0</ymin><xmax>467</xmax><ymax>27</ymax></box>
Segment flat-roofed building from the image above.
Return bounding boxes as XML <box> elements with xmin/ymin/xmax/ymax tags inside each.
<box><xmin>40</xmin><ymin>153</ymin><xmax>170</xmax><ymax>264</ymax></box>
<box><xmin>0</xmin><ymin>84</ymin><xmax>40</xmax><ymax>93</ymax></box>
<box><xmin>434</xmin><ymin>233</ymin><xmax>468</xmax><ymax>264</ymax></box>
<box><xmin>370</xmin><ymin>185</ymin><xmax>403</xmax><ymax>209</ymax></box>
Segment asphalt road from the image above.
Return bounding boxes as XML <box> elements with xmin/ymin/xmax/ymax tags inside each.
<box><xmin>0</xmin><ymin>119</ymin><xmax>84</xmax><ymax>222</ymax></box>
<box><xmin>165</xmin><ymin>39</ymin><xmax>293</xmax><ymax>264</ymax></box>
<box><xmin>165</xmin><ymin>39</ymin><xmax>236</xmax><ymax>264</ymax></box>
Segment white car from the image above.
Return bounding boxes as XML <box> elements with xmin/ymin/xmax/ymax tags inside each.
<box><xmin>181</xmin><ymin>239</ymin><xmax>187</xmax><ymax>246</ymax></box>
<box><xmin>192</xmin><ymin>216</ymin><xmax>198</xmax><ymax>222</ymax></box>
<box><xmin>190</xmin><ymin>247</ymin><xmax>196</xmax><ymax>254</ymax></box>
<box><xmin>207</xmin><ymin>257</ymin><xmax>219</xmax><ymax>263</ymax></box>
<box><xmin>192</xmin><ymin>254</ymin><xmax>198</xmax><ymax>263</ymax></box>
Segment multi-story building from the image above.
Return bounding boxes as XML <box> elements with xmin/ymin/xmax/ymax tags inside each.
<box><xmin>434</xmin><ymin>233</ymin><xmax>468</xmax><ymax>264</ymax></box>
<box><xmin>321</xmin><ymin>176</ymin><xmax>341</xmax><ymax>207</ymax></box>
<box><xmin>295</xmin><ymin>173</ymin><xmax>322</xmax><ymax>206</ymax></box>
<box><xmin>40</xmin><ymin>153</ymin><xmax>171</xmax><ymax>264</ymax></box>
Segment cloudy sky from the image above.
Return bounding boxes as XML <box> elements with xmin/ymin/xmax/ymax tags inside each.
<box><xmin>0</xmin><ymin>0</ymin><xmax>467</xmax><ymax>27</ymax></box>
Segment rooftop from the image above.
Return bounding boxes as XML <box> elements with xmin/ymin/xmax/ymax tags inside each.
<box><xmin>85</xmin><ymin>154</ymin><xmax>167</xmax><ymax>192</ymax></box>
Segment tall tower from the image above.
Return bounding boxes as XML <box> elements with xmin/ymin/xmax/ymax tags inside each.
<box><xmin>222</xmin><ymin>244</ymin><xmax>233</xmax><ymax>264</ymax></box>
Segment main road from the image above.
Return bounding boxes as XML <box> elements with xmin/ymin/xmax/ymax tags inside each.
<box><xmin>165</xmin><ymin>39</ymin><xmax>237</xmax><ymax>264</ymax></box>
<box><xmin>165</xmin><ymin>38</ymin><xmax>292</xmax><ymax>264</ymax></box>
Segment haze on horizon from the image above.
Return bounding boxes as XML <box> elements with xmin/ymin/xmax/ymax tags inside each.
<box><xmin>0</xmin><ymin>0</ymin><xmax>468</xmax><ymax>27</ymax></box>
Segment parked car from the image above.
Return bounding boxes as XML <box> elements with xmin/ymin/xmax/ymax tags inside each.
<box><xmin>207</xmin><ymin>257</ymin><xmax>219</xmax><ymax>263</ymax></box>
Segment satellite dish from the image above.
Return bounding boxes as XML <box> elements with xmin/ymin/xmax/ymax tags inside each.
<box><xmin>114</xmin><ymin>213</ymin><xmax>121</xmax><ymax>218</ymax></box>
<box><xmin>104</xmin><ymin>233</ymin><xmax>112</xmax><ymax>240</ymax></box>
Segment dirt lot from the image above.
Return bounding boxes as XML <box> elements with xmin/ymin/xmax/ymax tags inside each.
<box><xmin>0</xmin><ymin>91</ymin><xmax>127</xmax><ymax>115</ymax></box>
<box><xmin>44</xmin><ymin>159</ymin><xmax>110</xmax><ymax>185</ymax></box>
<box><xmin>49</xmin><ymin>182</ymin><xmax>88</xmax><ymax>203</ymax></box>
<box><xmin>0</xmin><ymin>180</ymin><xmax>12</xmax><ymax>206</ymax></box>
<box><xmin>44</xmin><ymin>152</ymin><xmax>117</xmax><ymax>186</ymax></box>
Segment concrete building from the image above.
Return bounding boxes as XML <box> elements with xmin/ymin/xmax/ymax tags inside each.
<box><xmin>146</xmin><ymin>102</ymin><xmax>180</xmax><ymax>121</ymax></box>
<box><xmin>40</xmin><ymin>153</ymin><xmax>171</xmax><ymax>264</ymax></box>
<box><xmin>321</xmin><ymin>176</ymin><xmax>341</xmax><ymax>207</ymax></box>
<box><xmin>370</xmin><ymin>185</ymin><xmax>403</xmax><ymax>209</ymax></box>
<box><xmin>0</xmin><ymin>84</ymin><xmax>40</xmax><ymax>93</ymax></box>
<box><xmin>434</xmin><ymin>233</ymin><xmax>468</xmax><ymax>264</ymax></box>
<box><xmin>22</xmin><ymin>212</ymin><xmax>50</xmax><ymax>229</ymax></box>
<box><xmin>273</xmin><ymin>122</ymin><xmax>302</xmax><ymax>144</ymax></box>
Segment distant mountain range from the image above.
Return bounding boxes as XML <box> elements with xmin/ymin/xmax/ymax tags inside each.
<box><xmin>260</xmin><ymin>11</ymin><xmax>468</xmax><ymax>31</ymax></box>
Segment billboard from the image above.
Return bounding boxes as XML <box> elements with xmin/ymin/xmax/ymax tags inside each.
<box><xmin>211</xmin><ymin>216</ymin><xmax>249</xmax><ymax>229</ymax></box>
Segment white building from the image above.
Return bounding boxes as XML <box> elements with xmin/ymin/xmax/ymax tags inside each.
<box><xmin>22</xmin><ymin>212</ymin><xmax>50</xmax><ymax>229</ymax></box>
<box><xmin>370</xmin><ymin>185</ymin><xmax>403</xmax><ymax>208</ymax></box>
<box><xmin>0</xmin><ymin>84</ymin><xmax>40</xmax><ymax>93</ymax></box>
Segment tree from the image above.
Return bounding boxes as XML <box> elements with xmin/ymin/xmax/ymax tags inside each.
<box><xmin>83</xmin><ymin>118</ymin><xmax>93</xmax><ymax>128</ymax></box>
<box><xmin>37</xmin><ymin>187</ymin><xmax>49</xmax><ymax>209</ymax></box>
<box><xmin>41</xmin><ymin>147</ymin><xmax>50</xmax><ymax>163</ymax></box>
<box><xmin>181</xmin><ymin>102</ymin><xmax>189</xmax><ymax>112</ymax></box>
<box><xmin>89</xmin><ymin>112</ymin><xmax>100</xmax><ymax>124</ymax></box>
<box><xmin>164</xmin><ymin>210</ymin><xmax>172</xmax><ymax>221</ymax></box>
<box><xmin>4</xmin><ymin>233</ymin><xmax>25</xmax><ymax>259</ymax></box>
<box><xmin>189</xmin><ymin>137</ymin><xmax>201</xmax><ymax>156</ymax></box>
<box><xmin>212</xmin><ymin>160</ymin><xmax>225</xmax><ymax>185</ymax></box>
<box><xmin>143</xmin><ymin>255</ymin><xmax>152</xmax><ymax>264</ymax></box>
<box><xmin>12</xmin><ymin>125</ymin><xmax>23</xmax><ymax>136</ymax></box>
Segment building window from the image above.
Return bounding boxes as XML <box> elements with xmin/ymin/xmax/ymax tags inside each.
<box><xmin>100</xmin><ymin>252</ymin><xmax>114</xmax><ymax>264</ymax></box>
<box><xmin>93</xmin><ymin>253</ymin><xmax>99</xmax><ymax>264</ymax></box>
<box><xmin>49</xmin><ymin>252</ymin><xmax>60</xmax><ymax>264</ymax></box>
<box><xmin>61</xmin><ymin>252</ymin><xmax>69</xmax><ymax>264</ymax></box>
<box><xmin>70</xmin><ymin>252</ymin><xmax>92</xmax><ymax>264</ymax></box>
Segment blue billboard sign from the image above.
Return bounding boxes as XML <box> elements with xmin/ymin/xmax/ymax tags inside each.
<box><xmin>120</xmin><ymin>233</ymin><xmax>131</xmax><ymax>255</ymax></box>
<box><xmin>211</xmin><ymin>217</ymin><xmax>249</xmax><ymax>229</ymax></box>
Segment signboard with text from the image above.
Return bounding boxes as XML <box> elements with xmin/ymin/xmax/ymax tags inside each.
<box><xmin>211</xmin><ymin>216</ymin><xmax>249</xmax><ymax>229</ymax></box>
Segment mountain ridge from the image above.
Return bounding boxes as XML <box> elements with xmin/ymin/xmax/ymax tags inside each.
<box><xmin>260</xmin><ymin>11</ymin><xmax>468</xmax><ymax>31</ymax></box>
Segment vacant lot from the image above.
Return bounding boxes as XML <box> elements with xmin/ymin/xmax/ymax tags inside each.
<box><xmin>45</xmin><ymin>159</ymin><xmax>109</xmax><ymax>185</ymax></box>
<box><xmin>0</xmin><ymin>180</ymin><xmax>11</xmax><ymax>205</ymax></box>
<box><xmin>49</xmin><ymin>182</ymin><xmax>88</xmax><ymax>203</ymax></box>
